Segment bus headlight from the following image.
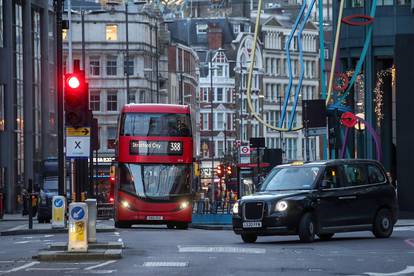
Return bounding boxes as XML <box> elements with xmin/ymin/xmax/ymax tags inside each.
<box><xmin>232</xmin><ymin>202</ymin><xmax>239</xmax><ymax>214</ymax></box>
<box><xmin>121</xmin><ymin>201</ymin><xmax>130</xmax><ymax>209</ymax></box>
<box><xmin>180</xmin><ymin>201</ymin><xmax>189</xmax><ymax>210</ymax></box>
<box><xmin>275</xmin><ymin>201</ymin><xmax>288</xmax><ymax>212</ymax></box>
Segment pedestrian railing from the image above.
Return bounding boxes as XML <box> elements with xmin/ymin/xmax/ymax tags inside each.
<box><xmin>192</xmin><ymin>200</ymin><xmax>236</xmax><ymax>215</ymax></box>
<box><xmin>97</xmin><ymin>203</ymin><xmax>114</xmax><ymax>219</ymax></box>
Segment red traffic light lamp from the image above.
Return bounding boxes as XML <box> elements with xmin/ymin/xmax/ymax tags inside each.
<box><xmin>67</xmin><ymin>75</ymin><xmax>80</xmax><ymax>89</ymax></box>
<box><xmin>216</xmin><ymin>164</ymin><xmax>224</xmax><ymax>178</ymax></box>
<box><xmin>64</xmin><ymin>72</ymin><xmax>88</xmax><ymax>127</ymax></box>
<box><xmin>226</xmin><ymin>165</ymin><xmax>232</xmax><ymax>176</ymax></box>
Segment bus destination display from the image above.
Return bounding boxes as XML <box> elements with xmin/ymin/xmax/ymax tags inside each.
<box><xmin>129</xmin><ymin>140</ymin><xmax>183</xmax><ymax>156</ymax></box>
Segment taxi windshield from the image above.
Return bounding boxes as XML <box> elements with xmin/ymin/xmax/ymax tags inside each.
<box><xmin>261</xmin><ymin>166</ymin><xmax>321</xmax><ymax>191</ymax></box>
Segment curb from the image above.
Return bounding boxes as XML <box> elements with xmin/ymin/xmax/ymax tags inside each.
<box><xmin>0</xmin><ymin>227</ymin><xmax>115</xmax><ymax>236</ymax></box>
<box><xmin>190</xmin><ymin>224</ymin><xmax>232</xmax><ymax>230</ymax></box>
<box><xmin>33</xmin><ymin>249</ymin><xmax>122</xmax><ymax>261</ymax></box>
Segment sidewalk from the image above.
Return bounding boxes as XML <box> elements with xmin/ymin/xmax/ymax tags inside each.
<box><xmin>1</xmin><ymin>214</ymin><xmax>29</xmax><ymax>222</ymax></box>
<box><xmin>0</xmin><ymin>218</ymin><xmax>115</xmax><ymax>236</ymax></box>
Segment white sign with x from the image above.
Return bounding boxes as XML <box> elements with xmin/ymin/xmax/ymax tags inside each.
<box><xmin>66</xmin><ymin>136</ymin><xmax>90</xmax><ymax>158</ymax></box>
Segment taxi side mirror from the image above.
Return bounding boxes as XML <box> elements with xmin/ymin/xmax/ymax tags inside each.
<box><xmin>320</xmin><ymin>180</ymin><xmax>329</xmax><ymax>190</ymax></box>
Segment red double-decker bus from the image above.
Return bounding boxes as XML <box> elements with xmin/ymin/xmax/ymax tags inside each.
<box><xmin>114</xmin><ymin>104</ymin><xmax>193</xmax><ymax>229</ymax></box>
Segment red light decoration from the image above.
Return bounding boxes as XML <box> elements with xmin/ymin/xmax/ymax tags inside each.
<box><xmin>67</xmin><ymin>76</ymin><xmax>80</xmax><ymax>89</ymax></box>
<box><xmin>109</xmin><ymin>197</ymin><xmax>114</xmax><ymax>202</ymax></box>
<box><xmin>342</xmin><ymin>14</ymin><xmax>374</xmax><ymax>27</ymax></box>
<box><xmin>340</xmin><ymin>112</ymin><xmax>357</xmax><ymax>128</ymax></box>
<box><xmin>333</xmin><ymin>72</ymin><xmax>349</xmax><ymax>92</ymax></box>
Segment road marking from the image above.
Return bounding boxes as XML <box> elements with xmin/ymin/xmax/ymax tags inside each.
<box><xmin>364</xmin><ymin>266</ymin><xmax>414</xmax><ymax>276</ymax></box>
<box><xmin>14</xmin><ymin>241</ymin><xmax>30</xmax><ymax>244</ymax></box>
<box><xmin>44</xmin><ymin>235</ymin><xmax>54</xmax><ymax>238</ymax></box>
<box><xmin>84</xmin><ymin>260</ymin><xmax>117</xmax><ymax>271</ymax></box>
<box><xmin>83</xmin><ymin>270</ymin><xmax>115</xmax><ymax>274</ymax></box>
<box><xmin>117</xmin><ymin>238</ymin><xmax>123</xmax><ymax>243</ymax></box>
<box><xmin>26</xmin><ymin>268</ymin><xmax>77</xmax><ymax>271</ymax></box>
<box><xmin>405</xmin><ymin>239</ymin><xmax>414</xmax><ymax>248</ymax></box>
<box><xmin>22</xmin><ymin>236</ymin><xmax>33</xmax><ymax>239</ymax></box>
<box><xmin>142</xmin><ymin>262</ymin><xmax>189</xmax><ymax>267</ymax></box>
<box><xmin>394</xmin><ymin>226</ymin><xmax>414</xmax><ymax>231</ymax></box>
<box><xmin>3</xmin><ymin>261</ymin><xmax>39</xmax><ymax>273</ymax></box>
<box><xmin>178</xmin><ymin>246</ymin><xmax>266</xmax><ymax>254</ymax></box>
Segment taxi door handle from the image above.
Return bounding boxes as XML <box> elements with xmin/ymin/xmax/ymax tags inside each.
<box><xmin>338</xmin><ymin>196</ymin><xmax>357</xmax><ymax>200</ymax></box>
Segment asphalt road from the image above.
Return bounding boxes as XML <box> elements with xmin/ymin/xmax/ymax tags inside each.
<box><xmin>0</xmin><ymin>223</ymin><xmax>413</xmax><ymax>275</ymax></box>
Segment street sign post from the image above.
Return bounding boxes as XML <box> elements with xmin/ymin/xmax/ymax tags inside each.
<box><xmin>66</xmin><ymin>127</ymin><xmax>91</xmax><ymax>158</ymax></box>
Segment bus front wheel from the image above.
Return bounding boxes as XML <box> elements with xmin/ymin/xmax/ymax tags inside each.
<box><xmin>176</xmin><ymin>222</ymin><xmax>188</xmax><ymax>230</ymax></box>
<box><xmin>115</xmin><ymin>221</ymin><xmax>131</xmax><ymax>228</ymax></box>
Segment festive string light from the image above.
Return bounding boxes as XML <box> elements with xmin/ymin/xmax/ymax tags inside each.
<box><xmin>373</xmin><ymin>67</ymin><xmax>393</xmax><ymax>128</ymax></box>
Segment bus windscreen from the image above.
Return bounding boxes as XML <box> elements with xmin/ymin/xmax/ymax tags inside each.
<box><xmin>121</xmin><ymin>113</ymin><xmax>191</xmax><ymax>137</ymax></box>
<box><xmin>119</xmin><ymin>163</ymin><xmax>191</xmax><ymax>199</ymax></box>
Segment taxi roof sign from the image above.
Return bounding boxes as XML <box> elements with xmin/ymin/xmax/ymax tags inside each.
<box><xmin>291</xmin><ymin>161</ymin><xmax>305</xmax><ymax>166</ymax></box>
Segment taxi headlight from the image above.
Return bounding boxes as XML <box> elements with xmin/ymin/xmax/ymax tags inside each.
<box><xmin>275</xmin><ymin>201</ymin><xmax>288</xmax><ymax>212</ymax></box>
<box><xmin>121</xmin><ymin>201</ymin><xmax>130</xmax><ymax>209</ymax></box>
<box><xmin>232</xmin><ymin>202</ymin><xmax>239</xmax><ymax>214</ymax></box>
<box><xmin>180</xmin><ymin>201</ymin><xmax>189</xmax><ymax>210</ymax></box>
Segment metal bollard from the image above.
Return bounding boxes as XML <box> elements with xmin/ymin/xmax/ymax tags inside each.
<box><xmin>85</xmin><ymin>199</ymin><xmax>97</xmax><ymax>243</ymax></box>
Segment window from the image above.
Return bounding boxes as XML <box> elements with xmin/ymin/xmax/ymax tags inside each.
<box><xmin>89</xmin><ymin>57</ymin><xmax>100</xmax><ymax>76</ymax></box>
<box><xmin>107</xmin><ymin>91</ymin><xmax>117</xmax><ymax>111</ymax></box>
<box><xmin>202</xmin><ymin>113</ymin><xmax>209</xmax><ymax>131</ymax></box>
<box><xmin>107</xmin><ymin>127</ymin><xmax>116</xmax><ymax>149</ymax></box>
<box><xmin>216</xmin><ymin>113</ymin><xmax>224</xmax><ymax>130</ymax></box>
<box><xmin>128</xmin><ymin>91</ymin><xmax>136</xmax><ymax>104</ymax></box>
<box><xmin>201</xmin><ymin>88</ymin><xmax>209</xmax><ymax>102</ymax></box>
<box><xmin>343</xmin><ymin>164</ymin><xmax>368</xmax><ymax>186</ymax></box>
<box><xmin>351</xmin><ymin>0</ymin><xmax>364</xmax><ymax>7</ymax></box>
<box><xmin>139</xmin><ymin>90</ymin><xmax>145</xmax><ymax>103</ymax></box>
<box><xmin>89</xmin><ymin>91</ymin><xmax>100</xmax><ymax>111</ymax></box>
<box><xmin>216</xmin><ymin>65</ymin><xmax>223</xmax><ymax>77</ymax></box>
<box><xmin>106</xmin><ymin>24</ymin><xmax>117</xmax><ymax>41</ymax></box>
<box><xmin>0</xmin><ymin>84</ymin><xmax>4</xmax><ymax>131</ymax></box>
<box><xmin>216</xmin><ymin>88</ymin><xmax>223</xmax><ymax>102</ymax></box>
<box><xmin>233</xmin><ymin>24</ymin><xmax>240</xmax><ymax>34</ymax></box>
<box><xmin>106</xmin><ymin>56</ymin><xmax>117</xmax><ymax>76</ymax></box>
<box><xmin>62</xmin><ymin>29</ymin><xmax>67</xmax><ymax>41</ymax></box>
<box><xmin>322</xmin><ymin>166</ymin><xmax>341</xmax><ymax>189</ymax></box>
<box><xmin>378</xmin><ymin>0</ymin><xmax>393</xmax><ymax>5</ymax></box>
<box><xmin>368</xmin><ymin>165</ymin><xmax>386</xmax><ymax>184</ymax></box>
<box><xmin>397</xmin><ymin>0</ymin><xmax>409</xmax><ymax>4</ymax></box>
<box><xmin>124</xmin><ymin>59</ymin><xmax>134</xmax><ymax>76</ymax></box>
<box><xmin>196</xmin><ymin>24</ymin><xmax>208</xmax><ymax>34</ymax></box>
<box><xmin>217</xmin><ymin>141</ymin><xmax>224</xmax><ymax>157</ymax></box>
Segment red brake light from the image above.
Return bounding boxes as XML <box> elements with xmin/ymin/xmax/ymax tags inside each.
<box><xmin>110</xmin><ymin>177</ymin><xmax>115</xmax><ymax>182</ymax></box>
<box><xmin>67</xmin><ymin>76</ymin><xmax>80</xmax><ymax>89</ymax></box>
<box><xmin>109</xmin><ymin>197</ymin><xmax>114</xmax><ymax>202</ymax></box>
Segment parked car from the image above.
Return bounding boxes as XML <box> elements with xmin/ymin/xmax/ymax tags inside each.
<box><xmin>232</xmin><ymin>159</ymin><xmax>398</xmax><ymax>243</ymax></box>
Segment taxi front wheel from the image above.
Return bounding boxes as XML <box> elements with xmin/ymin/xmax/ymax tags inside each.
<box><xmin>373</xmin><ymin>208</ymin><xmax>393</xmax><ymax>238</ymax></box>
<box><xmin>241</xmin><ymin>233</ymin><xmax>257</xmax><ymax>243</ymax></box>
<box><xmin>298</xmin><ymin>212</ymin><xmax>316</xmax><ymax>243</ymax></box>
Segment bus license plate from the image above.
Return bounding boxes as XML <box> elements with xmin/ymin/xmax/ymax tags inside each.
<box><xmin>243</xmin><ymin>221</ymin><xmax>262</xmax><ymax>228</ymax></box>
<box><xmin>146</xmin><ymin>216</ymin><xmax>163</xmax><ymax>221</ymax></box>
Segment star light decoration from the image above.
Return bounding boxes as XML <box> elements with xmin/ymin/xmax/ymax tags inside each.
<box><xmin>373</xmin><ymin>67</ymin><xmax>394</xmax><ymax>128</ymax></box>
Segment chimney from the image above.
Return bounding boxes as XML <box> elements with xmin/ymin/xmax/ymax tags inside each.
<box><xmin>207</xmin><ymin>23</ymin><xmax>223</xmax><ymax>50</ymax></box>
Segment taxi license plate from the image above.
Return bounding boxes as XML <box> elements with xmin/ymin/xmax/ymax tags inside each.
<box><xmin>146</xmin><ymin>216</ymin><xmax>163</xmax><ymax>220</ymax></box>
<box><xmin>243</xmin><ymin>221</ymin><xmax>262</xmax><ymax>228</ymax></box>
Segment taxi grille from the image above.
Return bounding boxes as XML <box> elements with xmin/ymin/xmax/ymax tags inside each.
<box><xmin>244</xmin><ymin>202</ymin><xmax>264</xmax><ymax>220</ymax></box>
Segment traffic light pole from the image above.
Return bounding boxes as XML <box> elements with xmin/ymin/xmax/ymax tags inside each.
<box><xmin>55</xmin><ymin>0</ymin><xmax>65</xmax><ymax>197</ymax></box>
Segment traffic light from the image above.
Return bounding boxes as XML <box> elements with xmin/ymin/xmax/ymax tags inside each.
<box><xmin>226</xmin><ymin>165</ymin><xmax>233</xmax><ymax>177</ymax></box>
<box><xmin>64</xmin><ymin>72</ymin><xmax>88</xmax><ymax>127</ymax></box>
<box><xmin>216</xmin><ymin>164</ymin><xmax>224</xmax><ymax>178</ymax></box>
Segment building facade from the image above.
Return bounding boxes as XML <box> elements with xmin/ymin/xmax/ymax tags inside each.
<box><xmin>334</xmin><ymin>0</ymin><xmax>413</xmax><ymax>213</ymax></box>
<box><xmin>260</xmin><ymin>13</ymin><xmax>321</xmax><ymax>162</ymax></box>
<box><xmin>63</xmin><ymin>3</ymin><xmax>169</xmax><ymax>163</ymax></box>
<box><xmin>0</xmin><ymin>0</ymin><xmax>58</xmax><ymax>212</ymax></box>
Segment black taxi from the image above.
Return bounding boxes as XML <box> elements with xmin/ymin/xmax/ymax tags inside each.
<box><xmin>232</xmin><ymin>159</ymin><xmax>398</xmax><ymax>243</ymax></box>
